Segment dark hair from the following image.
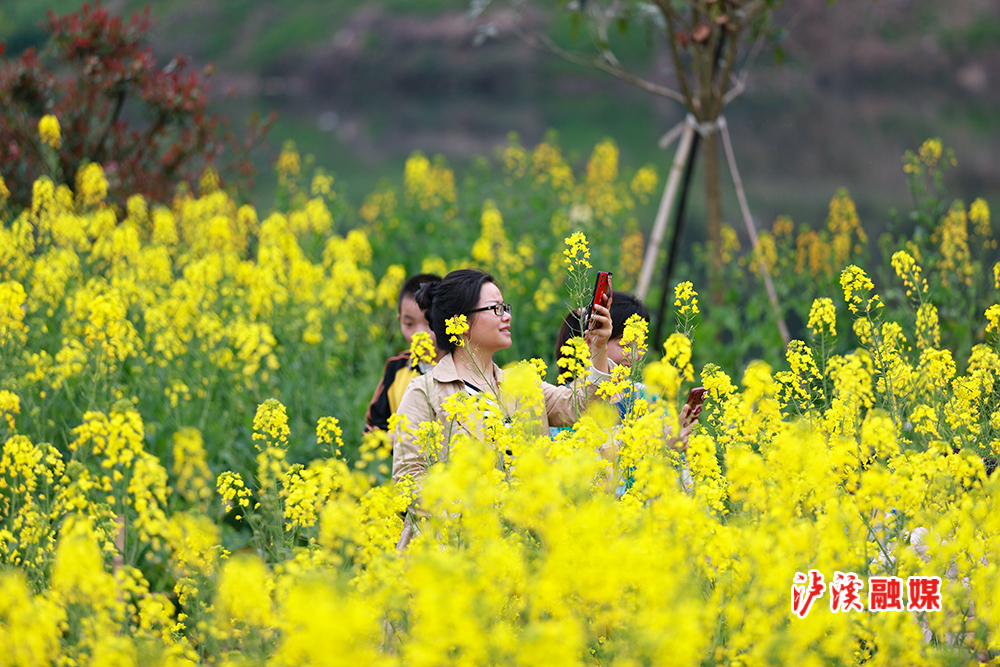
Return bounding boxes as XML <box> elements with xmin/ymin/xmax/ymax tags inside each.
<box><xmin>609</xmin><ymin>292</ymin><xmax>649</xmax><ymax>340</ymax></box>
<box><xmin>398</xmin><ymin>273</ymin><xmax>441</xmax><ymax>312</ymax></box>
<box><xmin>555</xmin><ymin>291</ymin><xmax>649</xmax><ymax>363</ymax></box>
<box><xmin>415</xmin><ymin>268</ymin><xmax>497</xmax><ymax>353</ymax></box>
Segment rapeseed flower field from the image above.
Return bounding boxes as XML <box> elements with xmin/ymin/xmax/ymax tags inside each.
<box><xmin>2</xmin><ymin>119</ymin><xmax>1000</xmax><ymax>665</ymax></box>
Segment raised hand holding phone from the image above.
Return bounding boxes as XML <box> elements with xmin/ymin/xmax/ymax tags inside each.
<box><xmin>582</xmin><ymin>271</ymin><xmax>612</xmax><ymax>332</ymax></box>
<box><xmin>685</xmin><ymin>386</ymin><xmax>707</xmax><ymax>421</ymax></box>
<box><xmin>581</xmin><ymin>271</ymin><xmax>613</xmax><ymax>374</ymax></box>
<box><xmin>668</xmin><ymin>387</ymin><xmax>706</xmax><ymax>452</ymax></box>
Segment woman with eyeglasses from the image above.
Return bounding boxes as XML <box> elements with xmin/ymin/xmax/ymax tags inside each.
<box><xmin>392</xmin><ymin>268</ymin><xmax>613</xmax><ymax>488</ymax></box>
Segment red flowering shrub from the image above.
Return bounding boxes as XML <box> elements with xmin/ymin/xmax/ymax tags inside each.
<box><xmin>0</xmin><ymin>1</ymin><xmax>274</xmax><ymax>212</ymax></box>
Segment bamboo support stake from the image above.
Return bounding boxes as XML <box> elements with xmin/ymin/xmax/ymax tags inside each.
<box><xmin>718</xmin><ymin>115</ymin><xmax>790</xmax><ymax>346</ymax></box>
<box><xmin>637</xmin><ymin>122</ymin><xmax>696</xmax><ymax>300</ymax></box>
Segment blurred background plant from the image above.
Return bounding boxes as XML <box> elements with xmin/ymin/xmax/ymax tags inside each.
<box><xmin>0</xmin><ymin>2</ymin><xmax>274</xmax><ymax>212</ymax></box>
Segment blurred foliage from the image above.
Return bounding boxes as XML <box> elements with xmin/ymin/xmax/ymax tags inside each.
<box><xmin>0</xmin><ymin>1</ymin><xmax>274</xmax><ymax>212</ymax></box>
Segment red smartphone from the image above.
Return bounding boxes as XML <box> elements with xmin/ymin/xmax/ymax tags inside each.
<box><xmin>685</xmin><ymin>386</ymin><xmax>707</xmax><ymax>419</ymax></box>
<box><xmin>583</xmin><ymin>271</ymin><xmax>613</xmax><ymax>332</ymax></box>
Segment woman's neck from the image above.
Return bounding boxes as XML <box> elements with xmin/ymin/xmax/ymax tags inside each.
<box><xmin>452</xmin><ymin>345</ymin><xmax>496</xmax><ymax>390</ymax></box>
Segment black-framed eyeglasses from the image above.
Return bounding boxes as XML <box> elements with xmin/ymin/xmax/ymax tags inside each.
<box><xmin>468</xmin><ymin>303</ymin><xmax>512</xmax><ymax>317</ymax></box>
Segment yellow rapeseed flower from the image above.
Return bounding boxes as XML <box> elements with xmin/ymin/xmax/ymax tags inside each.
<box><xmin>0</xmin><ymin>390</ymin><xmax>19</xmax><ymax>430</ymax></box>
<box><xmin>557</xmin><ymin>336</ymin><xmax>590</xmax><ymax>385</ymax></box>
<box><xmin>0</xmin><ymin>281</ymin><xmax>29</xmax><ymax>346</ymax></box>
<box><xmin>253</xmin><ymin>398</ymin><xmax>290</xmax><ymax>449</ymax></box>
<box><xmin>620</xmin><ymin>313</ymin><xmax>649</xmax><ymax>359</ymax></box>
<box><xmin>409</xmin><ymin>331</ymin><xmax>436</xmax><ymax>368</ymax></box>
<box><xmin>840</xmin><ymin>265</ymin><xmax>879</xmax><ymax>315</ymax></box>
<box><xmin>445</xmin><ymin>314</ymin><xmax>469</xmax><ymax>347</ymax></box>
<box><xmin>276</xmin><ymin>141</ymin><xmax>301</xmax><ymax>190</ymax></box>
<box><xmin>311</xmin><ymin>170</ymin><xmax>334</xmax><ymax>197</ymax></box>
<box><xmin>970</xmin><ymin>197</ymin><xmax>991</xmax><ymax>238</ymax></box>
<box><xmin>915</xmin><ymin>303</ymin><xmax>940</xmax><ymax>350</ymax></box>
<box><xmin>215</xmin><ymin>555</ymin><xmax>275</xmax><ymax>630</ymax></box>
<box><xmin>403</xmin><ymin>151</ymin><xmax>456</xmax><ymax>210</ymax></box>
<box><xmin>986</xmin><ymin>304</ymin><xmax>1000</xmax><ymax>334</ymax></box>
<box><xmin>807</xmin><ymin>297</ymin><xmax>837</xmax><ymax>338</ymax></box>
<box><xmin>563</xmin><ymin>231</ymin><xmax>592</xmax><ymax>272</ymax></box>
<box><xmin>375</xmin><ymin>264</ymin><xmax>406</xmax><ymax>308</ymax></box>
<box><xmin>316</xmin><ymin>416</ymin><xmax>345</xmax><ymax>455</ymax></box>
<box><xmin>662</xmin><ymin>332</ymin><xmax>694</xmax><ymax>382</ymax></box>
<box><xmin>890</xmin><ymin>250</ymin><xmax>927</xmax><ymax>301</ymax></box>
<box><xmin>217</xmin><ymin>471</ymin><xmax>251</xmax><ymax>515</ymax></box>
<box><xmin>629</xmin><ymin>165</ymin><xmax>658</xmax><ymax>204</ymax></box>
<box><xmin>919</xmin><ymin>137</ymin><xmax>942</xmax><ymax>168</ymax></box>
<box><xmin>172</xmin><ymin>428</ymin><xmax>213</xmax><ymax>507</ymax></box>
<box><xmin>720</xmin><ymin>224</ymin><xmax>741</xmax><ymax>264</ymax></box>
<box><xmin>586</xmin><ymin>139</ymin><xmax>619</xmax><ymax>184</ymax></box>
<box><xmin>38</xmin><ymin>114</ymin><xmax>61</xmax><ymax>149</ymax></box>
<box><xmin>827</xmin><ymin>189</ymin><xmax>867</xmax><ymax>266</ymax></box>
<box><xmin>673</xmin><ymin>281</ymin><xmax>699</xmax><ymax>316</ymax></box>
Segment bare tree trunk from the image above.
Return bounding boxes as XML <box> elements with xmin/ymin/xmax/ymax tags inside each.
<box><xmin>703</xmin><ymin>130</ymin><xmax>724</xmax><ymax>300</ymax></box>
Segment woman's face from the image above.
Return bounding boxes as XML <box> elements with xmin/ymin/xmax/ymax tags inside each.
<box><xmin>607</xmin><ymin>338</ymin><xmax>647</xmax><ymax>367</ymax></box>
<box><xmin>466</xmin><ymin>282</ymin><xmax>512</xmax><ymax>354</ymax></box>
<box><xmin>607</xmin><ymin>338</ymin><xmax>628</xmax><ymax>366</ymax></box>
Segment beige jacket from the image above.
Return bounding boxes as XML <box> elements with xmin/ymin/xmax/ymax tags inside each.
<box><xmin>391</xmin><ymin>351</ymin><xmax>612</xmax><ymax>484</ymax></box>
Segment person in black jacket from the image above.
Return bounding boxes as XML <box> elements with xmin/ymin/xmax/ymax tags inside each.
<box><xmin>364</xmin><ymin>273</ymin><xmax>443</xmax><ymax>433</ymax></box>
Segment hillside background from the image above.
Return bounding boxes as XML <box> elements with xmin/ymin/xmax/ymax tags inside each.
<box><xmin>3</xmin><ymin>0</ymin><xmax>998</xmax><ymax>243</ymax></box>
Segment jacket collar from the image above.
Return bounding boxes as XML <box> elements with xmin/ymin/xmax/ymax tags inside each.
<box><xmin>431</xmin><ymin>351</ymin><xmax>504</xmax><ymax>386</ymax></box>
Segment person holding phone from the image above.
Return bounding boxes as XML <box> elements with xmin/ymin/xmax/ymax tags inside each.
<box><xmin>554</xmin><ymin>290</ymin><xmax>701</xmax><ymax>451</ymax></box>
<box><xmin>556</xmin><ymin>291</ymin><xmax>649</xmax><ymax>369</ymax></box>
<box><xmin>391</xmin><ymin>268</ymin><xmax>614</xmax><ymax>487</ymax></box>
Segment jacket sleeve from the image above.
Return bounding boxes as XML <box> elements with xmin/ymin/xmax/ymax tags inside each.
<box><xmin>391</xmin><ymin>375</ymin><xmax>435</xmax><ymax>485</ymax></box>
<box><xmin>541</xmin><ymin>363</ymin><xmax>615</xmax><ymax>427</ymax></box>
<box><xmin>364</xmin><ymin>359</ymin><xmax>395</xmax><ymax>433</ymax></box>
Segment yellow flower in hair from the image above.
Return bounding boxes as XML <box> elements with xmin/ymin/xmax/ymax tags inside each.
<box><xmin>38</xmin><ymin>115</ymin><xmax>61</xmax><ymax>149</ymax></box>
<box><xmin>445</xmin><ymin>314</ymin><xmax>469</xmax><ymax>347</ymax></box>
<box><xmin>409</xmin><ymin>331</ymin><xmax>436</xmax><ymax>368</ymax></box>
